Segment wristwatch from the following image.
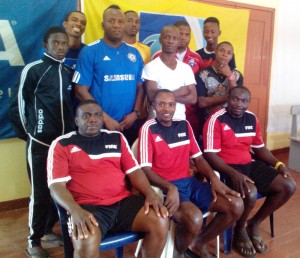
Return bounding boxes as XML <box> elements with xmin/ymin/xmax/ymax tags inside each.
<box><xmin>133</xmin><ymin>110</ymin><xmax>141</xmax><ymax>118</ymax></box>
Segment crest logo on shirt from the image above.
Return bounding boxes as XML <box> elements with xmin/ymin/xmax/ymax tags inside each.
<box><xmin>178</xmin><ymin>132</ymin><xmax>186</xmax><ymax>137</ymax></box>
<box><xmin>128</xmin><ymin>53</ymin><xmax>137</xmax><ymax>62</ymax></box>
<box><xmin>188</xmin><ymin>58</ymin><xmax>196</xmax><ymax>67</ymax></box>
<box><xmin>105</xmin><ymin>144</ymin><xmax>117</xmax><ymax>149</ymax></box>
<box><xmin>224</xmin><ymin>125</ymin><xmax>231</xmax><ymax>130</ymax></box>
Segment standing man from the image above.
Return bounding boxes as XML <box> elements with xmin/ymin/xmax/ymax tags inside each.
<box><xmin>174</xmin><ymin>20</ymin><xmax>203</xmax><ymax>74</ymax></box>
<box><xmin>9</xmin><ymin>26</ymin><xmax>75</xmax><ymax>257</ymax></box>
<box><xmin>73</xmin><ymin>5</ymin><xmax>144</xmax><ymax>146</ymax></box>
<box><xmin>138</xmin><ymin>89</ymin><xmax>243</xmax><ymax>258</ymax></box>
<box><xmin>196</xmin><ymin>17</ymin><xmax>236</xmax><ymax>69</ymax></box>
<box><xmin>174</xmin><ymin>20</ymin><xmax>204</xmax><ymax>140</ymax></box>
<box><xmin>62</xmin><ymin>11</ymin><xmax>87</xmax><ymax>69</ymax></box>
<box><xmin>203</xmin><ymin>86</ymin><xmax>296</xmax><ymax>257</ymax></box>
<box><xmin>142</xmin><ymin>25</ymin><xmax>197</xmax><ymax>120</ymax></box>
<box><xmin>123</xmin><ymin>10</ymin><xmax>151</xmax><ymax>136</ymax></box>
<box><xmin>123</xmin><ymin>10</ymin><xmax>151</xmax><ymax>64</ymax></box>
<box><xmin>48</xmin><ymin>100</ymin><xmax>169</xmax><ymax>258</ymax></box>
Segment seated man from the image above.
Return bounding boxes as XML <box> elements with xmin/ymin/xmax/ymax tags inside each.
<box><xmin>203</xmin><ymin>86</ymin><xmax>296</xmax><ymax>257</ymax></box>
<box><xmin>138</xmin><ymin>89</ymin><xmax>243</xmax><ymax>258</ymax></box>
<box><xmin>47</xmin><ymin>100</ymin><xmax>169</xmax><ymax>258</ymax></box>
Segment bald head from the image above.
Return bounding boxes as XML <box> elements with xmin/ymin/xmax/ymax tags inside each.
<box><xmin>159</xmin><ymin>25</ymin><xmax>179</xmax><ymax>54</ymax></box>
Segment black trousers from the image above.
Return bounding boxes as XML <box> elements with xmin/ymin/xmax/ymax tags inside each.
<box><xmin>26</xmin><ymin>138</ymin><xmax>58</xmax><ymax>247</ymax></box>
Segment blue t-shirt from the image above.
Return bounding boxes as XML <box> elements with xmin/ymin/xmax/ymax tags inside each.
<box><xmin>73</xmin><ymin>40</ymin><xmax>143</xmax><ymax>122</ymax></box>
<box><xmin>64</xmin><ymin>43</ymin><xmax>85</xmax><ymax>69</ymax></box>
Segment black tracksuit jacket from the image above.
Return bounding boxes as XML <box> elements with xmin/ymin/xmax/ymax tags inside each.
<box><xmin>9</xmin><ymin>53</ymin><xmax>75</xmax><ymax>145</ymax></box>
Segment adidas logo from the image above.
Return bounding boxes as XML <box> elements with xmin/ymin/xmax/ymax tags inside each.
<box><xmin>103</xmin><ymin>56</ymin><xmax>111</xmax><ymax>61</ymax></box>
<box><xmin>155</xmin><ymin>136</ymin><xmax>163</xmax><ymax>142</ymax></box>
<box><xmin>71</xmin><ymin>146</ymin><xmax>81</xmax><ymax>153</ymax></box>
<box><xmin>224</xmin><ymin>125</ymin><xmax>231</xmax><ymax>130</ymax></box>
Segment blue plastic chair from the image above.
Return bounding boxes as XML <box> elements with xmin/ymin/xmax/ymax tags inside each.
<box><xmin>55</xmin><ymin>203</ymin><xmax>144</xmax><ymax>258</ymax></box>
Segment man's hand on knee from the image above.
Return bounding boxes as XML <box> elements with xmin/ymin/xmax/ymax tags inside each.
<box><xmin>69</xmin><ymin>208</ymin><xmax>98</xmax><ymax>240</ymax></box>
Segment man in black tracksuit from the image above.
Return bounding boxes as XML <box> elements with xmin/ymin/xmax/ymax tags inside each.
<box><xmin>10</xmin><ymin>26</ymin><xmax>75</xmax><ymax>257</ymax></box>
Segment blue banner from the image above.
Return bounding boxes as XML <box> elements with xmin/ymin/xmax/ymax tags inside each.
<box><xmin>0</xmin><ymin>0</ymin><xmax>77</xmax><ymax>139</ymax></box>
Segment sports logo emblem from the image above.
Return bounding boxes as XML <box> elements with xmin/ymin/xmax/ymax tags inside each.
<box><xmin>128</xmin><ymin>53</ymin><xmax>137</xmax><ymax>62</ymax></box>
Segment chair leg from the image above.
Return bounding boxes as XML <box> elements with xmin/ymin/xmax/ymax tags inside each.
<box><xmin>216</xmin><ymin>235</ymin><xmax>220</xmax><ymax>258</ymax></box>
<box><xmin>223</xmin><ymin>226</ymin><xmax>233</xmax><ymax>254</ymax></box>
<box><xmin>134</xmin><ymin>239</ymin><xmax>143</xmax><ymax>257</ymax></box>
<box><xmin>270</xmin><ymin>213</ymin><xmax>274</xmax><ymax>237</ymax></box>
<box><xmin>115</xmin><ymin>246</ymin><xmax>123</xmax><ymax>258</ymax></box>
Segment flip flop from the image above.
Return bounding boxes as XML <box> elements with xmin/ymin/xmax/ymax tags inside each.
<box><xmin>25</xmin><ymin>247</ymin><xmax>51</xmax><ymax>258</ymax></box>
<box><xmin>249</xmin><ymin>235</ymin><xmax>268</xmax><ymax>253</ymax></box>
<box><xmin>233</xmin><ymin>237</ymin><xmax>256</xmax><ymax>258</ymax></box>
<box><xmin>184</xmin><ymin>248</ymin><xmax>201</xmax><ymax>258</ymax></box>
<box><xmin>184</xmin><ymin>248</ymin><xmax>215</xmax><ymax>258</ymax></box>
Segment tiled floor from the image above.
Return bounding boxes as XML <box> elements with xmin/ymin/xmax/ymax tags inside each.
<box><xmin>1</xmin><ymin>151</ymin><xmax>299</xmax><ymax>258</ymax></box>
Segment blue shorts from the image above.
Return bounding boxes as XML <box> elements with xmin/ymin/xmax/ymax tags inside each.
<box><xmin>169</xmin><ymin>176</ymin><xmax>213</xmax><ymax>214</ymax></box>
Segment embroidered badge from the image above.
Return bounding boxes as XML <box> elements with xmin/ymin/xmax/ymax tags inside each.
<box><xmin>128</xmin><ymin>53</ymin><xmax>137</xmax><ymax>62</ymax></box>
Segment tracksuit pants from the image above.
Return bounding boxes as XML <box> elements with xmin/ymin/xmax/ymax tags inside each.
<box><xmin>26</xmin><ymin>138</ymin><xmax>58</xmax><ymax>247</ymax></box>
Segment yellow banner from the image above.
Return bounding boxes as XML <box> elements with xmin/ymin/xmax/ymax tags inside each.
<box><xmin>81</xmin><ymin>0</ymin><xmax>249</xmax><ymax>73</ymax></box>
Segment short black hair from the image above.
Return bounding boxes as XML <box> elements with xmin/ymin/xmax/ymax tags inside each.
<box><xmin>104</xmin><ymin>4</ymin><xmax>121</xmax><ymax>12</ymax></box>
<box><xmin>153</xmin><ymin>89</ymin><xmax>175</xmax><ymax>101</ymax></box>
<box><xmin>43</xmin><ymin>26</ymin><xmax>67</xmax><ymax>43</ymax></box>
<box><xmin>124</xmin><ymin>10</ymin><xmax>137</xmax><ymax>15</ymax></box>
<box><xmin>103</xmin><ymin>4</ymin><xmax>122</xmax><ymax>19</ymax></box>
<box><xmin>204</xmin><ymin>17</ymin><xmax>220</xmax><ymax>26</ymax></box>
<box><xmin>174</xmin><ymin>20</ymin><xmax>190</xmax><ymax>28</ymax></box>
<box><xmin>64</xmin><ymin>10</ymin><xmax>85</xmax><ymax>22</ymax></box>
<box><xmin>76</xmin><ymin>99</ymin><xmax>102</xmax><ymax>116</ymax></box>
<box><xmin>229</xmin><ymin>86</ymin><xmax>251</xmax><ymax>98</ymax></box>
<box><xmin>216</xmin><ymin>41</ymin><xmax>234</xmax><ymax>52</ymax></box>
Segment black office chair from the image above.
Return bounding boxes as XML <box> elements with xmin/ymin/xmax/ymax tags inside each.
<box><xmin>55</xmin><ymin>203</ymin><xmax>144</xmax><ymax>258</ymax></box>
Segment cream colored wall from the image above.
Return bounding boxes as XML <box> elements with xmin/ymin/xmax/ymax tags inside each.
<box><xmin>228</xmin><ymin>0</ymin><xmax>294</xmax><ymax>150</ymax></box>
<box><xmin>0</xmin><ymin>0</ymin><xmax>290</xmax><ymax>203</ymax></box>
<box><xmin>0</xmin><ymin>138</ymin><xmax>30</xmax><ymax>202</ymax></box>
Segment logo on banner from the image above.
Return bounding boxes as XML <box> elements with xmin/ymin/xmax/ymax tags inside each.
<box><xmin>0</xmin><ymin>20</ymin><xmax>24</xmax><ymax>66</ymax></box>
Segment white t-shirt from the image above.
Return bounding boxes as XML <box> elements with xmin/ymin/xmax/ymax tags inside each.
<box><xmin>142</xmin><ymin>57</ymin><xmax>196</xmax><ymax>120</ymax></box>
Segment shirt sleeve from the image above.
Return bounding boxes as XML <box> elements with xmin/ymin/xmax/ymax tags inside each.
<box><xmin>47</xmin><ymin>139</ymin><xmax>71</xmax><ymax>187</ymax></box>
<box><xmin>119</xmin><ymin>133</ymin><xmax>140</xmax><ymax>174</ymax></box>
<box><xmin>183</xmin><ymin>64</ymin><xmax>196</xmax><ymax>85</ymax></box>
<box><xmin>9</xmin><ymin>65</ymin><xmax>37</xmax><ymax>139</ymax></box>
<box><xmin>203</xmin><ymin>116</ymin><xmax>222</xmax><ymax>153</ymax></box>
<box><xmin>195</xmin><ymin>70</ymin><xmax>208</xmax><ymax>97</ymax></box>
<box><xmin>142</xmin><ymin>61</ymin><xmax>158</xmax><ymax>82</ymax></box>
<box><xmin>187</xmin><ymin>121</ymin><xmax>202</xmax><ymax>158</ymax></box>
<box><xmin>138</xmin><ymin>123</ymin><xmax>153</xmax><ymax>168</ymax></box>
<box><xmin>251</xmin><ymin>116</ymin><xmax>265</xmax><ymax>148</ymax></box>
<box><xmin>235</xmin><ymin>70</ymin><xmax>244</xmax><ymax>86</ymax></box>
<box><xmin>136</xmin><ymin>51</ymin><xmax>144</xmax><ymax>84</ymax></box>
<box><xmin>72</xmin><ymin>45</ymin><xmax>94</xmax><ymax>86</ymax></box>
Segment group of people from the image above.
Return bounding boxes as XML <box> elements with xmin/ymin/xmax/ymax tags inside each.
<box><xmin>9</xmin><ymin>4</ymin><xmax>296</xmax><ymax>258</ymax></box>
